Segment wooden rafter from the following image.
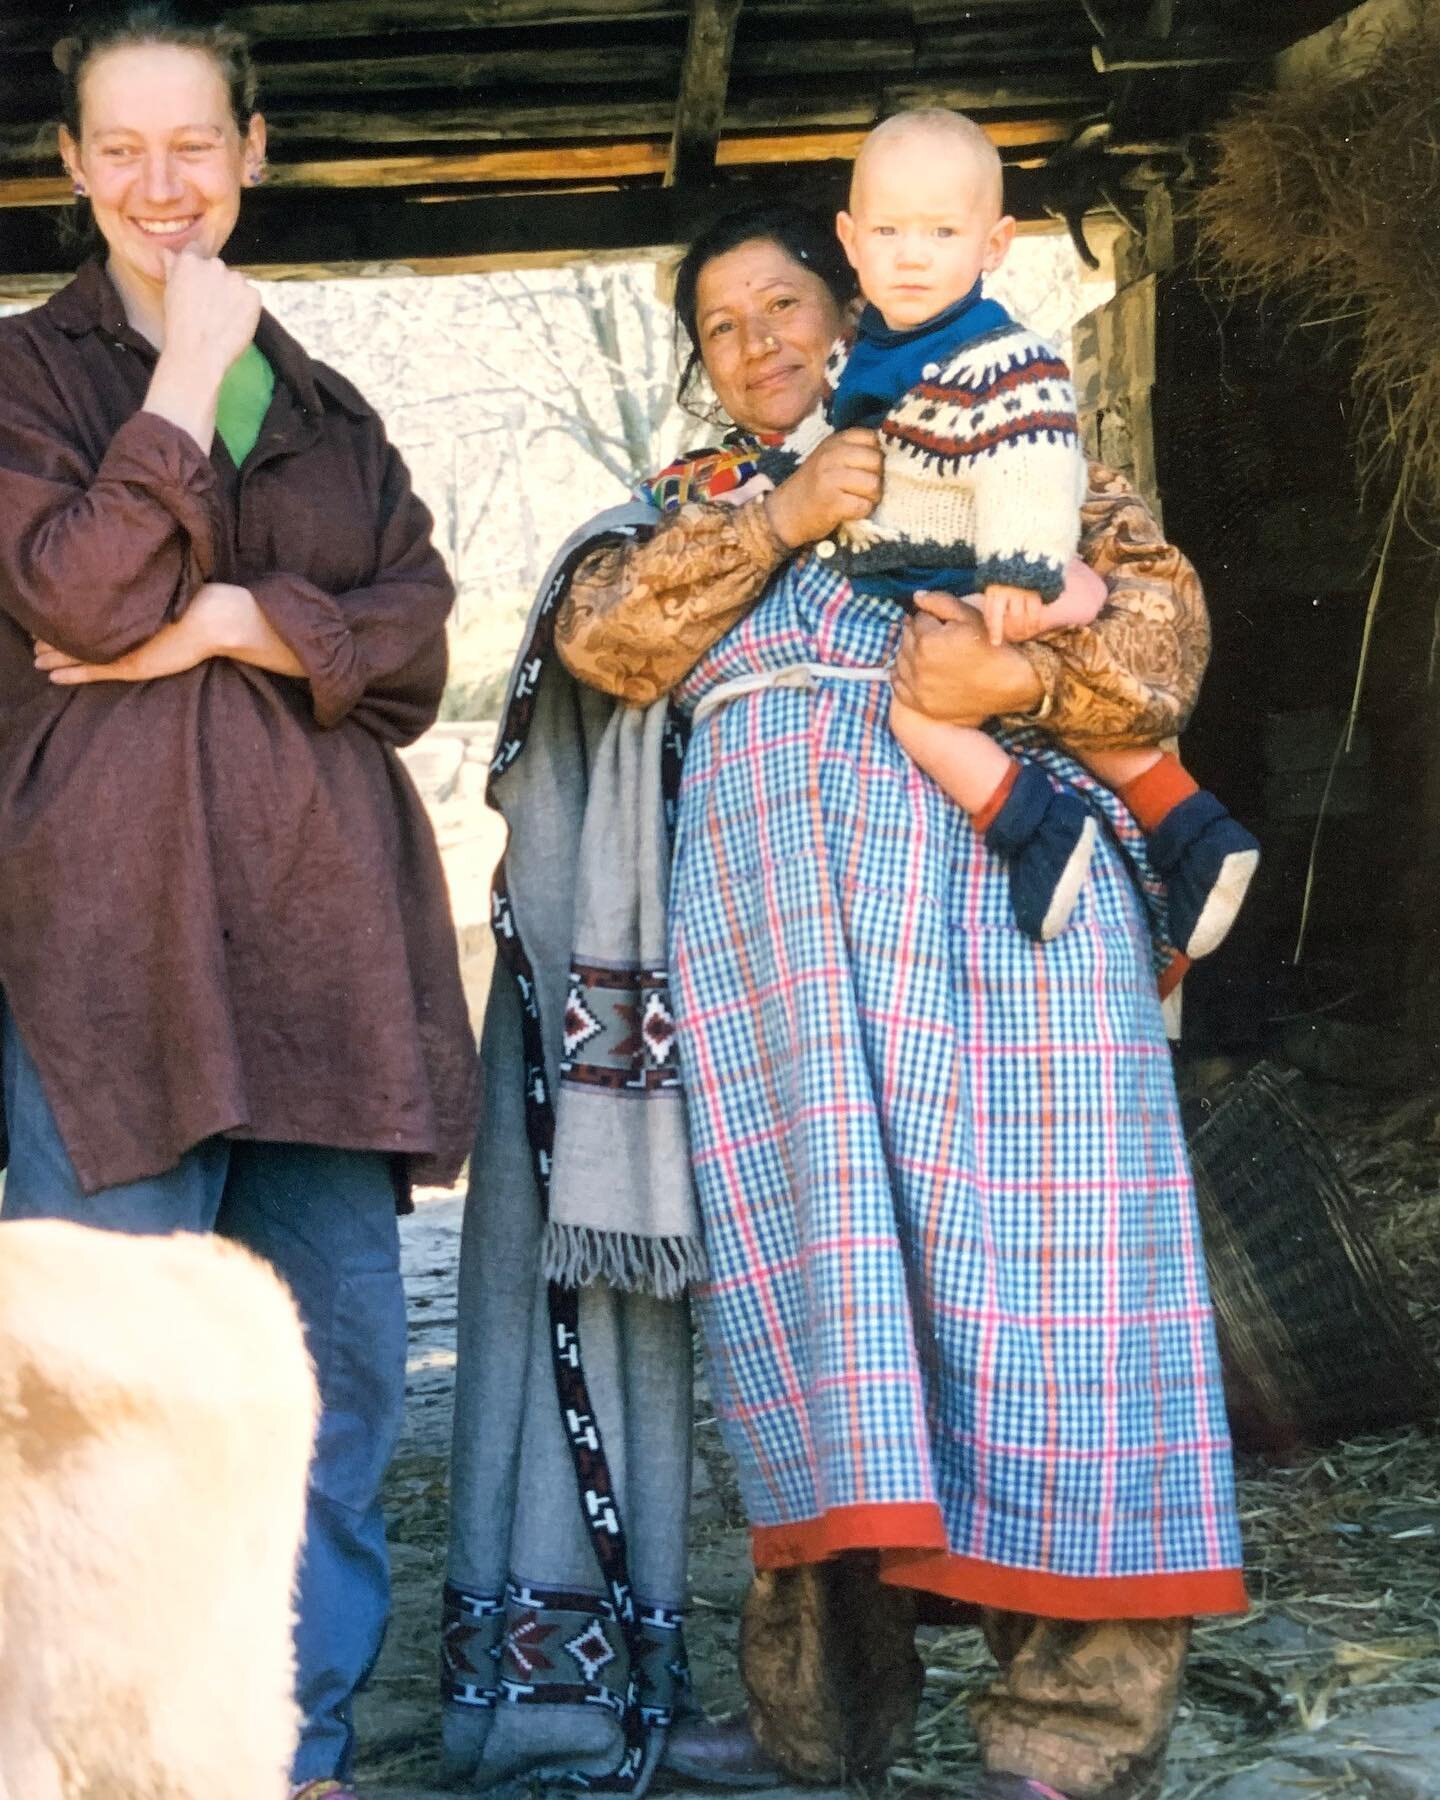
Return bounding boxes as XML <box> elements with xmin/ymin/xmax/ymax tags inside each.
<box><xmin>0</xmin><ymin>82</ymin><xmax>1088</xmax><ymax>164</ymax></box>
<box><xmin>666</xmin><ymin>0</ymin><xmax>744</xmax><ymax>187</ymax></box>
<box><xmin>0</xmin><ymin>0</ymin><xmax>915</xmax><ymax>49</ymax></box>
<box><xmin>0</xmin><ymin>0</ymin><xmax>1363</xmax><ymax>280</ymax></box>
<box><xmin>0</xmin><ymin>163</ymin><xmax>1043</xmax><ymax>289</ymax></box>
<box><xmin>1092</xmin><ymin>36</ymin><xmax>1278</xmax><ymax>72</ymax></box>
<box><xmin>0</xmin><ymin>17</ymin><xmax>1097</xmax><ymax>136</ymax></box>
<box><xmin>0</xmin><ymin>120</ymin><xmax>1067</xmax><ymax>209</ymax></box>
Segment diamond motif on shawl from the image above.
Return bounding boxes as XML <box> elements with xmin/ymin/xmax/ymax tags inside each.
<box><xmin>565</xmin><ymin>1618</ymin><xmax>618</xmax><ymax>1682</ymax></box>
<box><xmin>642</xmin><ymin>991</ymin><xmax>677</xmax><ymax>1066</ymax></box>
<box><xmin>562</xmin><ymin>981</ymin><xmax>603</xmax><ymax>1058</ymax></box>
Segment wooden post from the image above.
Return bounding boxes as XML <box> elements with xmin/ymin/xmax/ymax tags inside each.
<box><xmin>1070</xmin><ymin>187</ymin><xmax>1173</xmax><ymax>514</ymax></box>
<box><xmin>1071</xmin><ymin>269</ymin><xmax>1159</xmax><ymax>514</ymax></box>
<box><xmin>665</xmin><ymin>0</ymin><xmax>744</xmax><ymax>189</ymax></box>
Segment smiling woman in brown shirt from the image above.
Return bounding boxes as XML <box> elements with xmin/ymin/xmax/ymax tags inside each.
<box><xmin>0</xmin><ymin>12</ymin><xmax>473</xmax><ymax>1799</ymax></box>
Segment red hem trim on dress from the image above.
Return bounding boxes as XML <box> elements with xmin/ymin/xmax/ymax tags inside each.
<box><xmin>878</xmin><ymin>1548</ymin><xmax>1248</xmax><ymax>1620</ymax></box>
<box><xmin>750</xmin><ymin>1502</ymin><xmax>949</xmax><ymax>1570</ymax></box>
<box><xmin>750</xmin><ymin>1513</ymin><xmax>1248</xmax><ymax>1619</ymax></box>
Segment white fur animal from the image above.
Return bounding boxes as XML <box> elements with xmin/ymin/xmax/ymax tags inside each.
<box><xmin>0</xmin><ymin>1221</ymin><xmax>319</xmax><ymax>1800</ymax></box>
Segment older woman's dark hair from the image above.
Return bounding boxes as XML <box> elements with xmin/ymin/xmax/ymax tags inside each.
<box><xmin>53</xmin><ymin>3</ymin><xmax>258</xmax><ymax>255</ymax></box>
<box><xmin>673</xmin><ymin>201</ymin><xmax>857</xmax><ymax>413</ymax></box>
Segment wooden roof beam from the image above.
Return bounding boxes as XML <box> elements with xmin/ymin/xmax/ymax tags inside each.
<box><xmin>666</xmin><ymin>0</ymin><xmax>744</xmax><ymax>187</ymax></box>
<box><xmin>2</xmin><ymin>0</ymin><xmax>1081</xmax><ymax>50</ymax></box>
<box><xmin>0</xmin><ymin>85</ymin><xmax>1093</xmax><ymax>164</ymax></box>
<box><xmin>0</xmin><ymin>120</ymin><xmax>1067</xmax><ymax>209</ymax></box>
<box><xmin>1092</xmin><ymin>36</ymin><xmax>1283</xmax><ymax>72</ymax></box>
<box><xmin>0</xmin><ymin>0</ymin><xmax>915</xmax><ymax>48</ymax></box>
<box><xmin>0</xmin><ymin>164</ymin><xmax>1054</xmax><ymax>289</ymax></box>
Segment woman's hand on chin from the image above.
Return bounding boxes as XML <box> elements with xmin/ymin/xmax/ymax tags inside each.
<box><xmin>764</xmin><ymin>428</ymin><xmax>883</xmax><ymax>549</ymax></box>
<box><xmin>891</xmin><ymin>590</ymin><xmax>1044</xmax><ymax>727</ymax></box>
<box><xmin>142</xmin><ymin>250</ymin><xmax>263</xmax><ymax>452</ymax></box>
<box><xmin>36</xmin><ymin>582</ymin><xmax>259</xmax><ymax>687</ymax></box>
<box><xmin>157</xmin><ymin>247</ymin><xmax>263</xmax><ymax>381</ymax></box>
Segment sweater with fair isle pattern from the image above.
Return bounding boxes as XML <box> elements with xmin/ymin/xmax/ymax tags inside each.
<box><xmin>765</xmin><ymin>305</ymin><xmax>1086</xmax><ymax>603</ymax></box>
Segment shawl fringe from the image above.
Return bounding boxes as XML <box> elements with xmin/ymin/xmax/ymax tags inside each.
<box><xmin>543</xmin><ymin>1221</ymin><xmax>709</xmax><ymax>1299</ymax></box>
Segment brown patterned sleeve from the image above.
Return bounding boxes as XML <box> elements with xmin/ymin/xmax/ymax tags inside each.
<box><xmin>555</xmin><ymin>497</ymin><xmax>791</xmax><ymax>706</ymax></box>
<box><xmin>1009</xmin><ymin>462</ymin><xmax>1211</xmax><ymax>751</ymax></box>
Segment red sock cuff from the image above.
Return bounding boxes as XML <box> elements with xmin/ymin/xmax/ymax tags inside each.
<box><xmin>971</xmin><ymin>759</ymin><xmax>1020</xmax><ymax>835</ymax></box>
<box><xmin>1119</xmin><ymin>752</ymin><xmax>1199</xmax><ymax>833</ymax></box>
<box><xmin>1158</xmin><ymin>951</ymin><xmax>1191</xmax><ymax>999</ymax></box>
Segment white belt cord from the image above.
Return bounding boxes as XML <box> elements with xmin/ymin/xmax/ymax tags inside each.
<box><xmin>690</xmin><ymin>660</ymin><xmax>893</xmax><ymax>726</ymax></box>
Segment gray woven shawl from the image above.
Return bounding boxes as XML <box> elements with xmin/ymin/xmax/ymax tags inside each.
<box><xmin>493</xmin><ymin>502</ymin><xmax>705</xmax><ymax>1297</ymax></box>
<box><xmin>443</xmin><ymin>504</ymin><xmax>701</xmax><ymax>1794</ymax></box>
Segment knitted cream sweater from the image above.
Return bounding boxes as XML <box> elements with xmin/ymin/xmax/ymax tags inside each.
<box><xmin>770</xmin><ymin>325</ymin><xmax>1086</xmax><ymax>600</ymax></box>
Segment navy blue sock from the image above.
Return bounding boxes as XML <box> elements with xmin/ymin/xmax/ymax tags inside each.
<box><xmin>983</xmin><ymin>763</ymin><xmax>1097</xmax><ymax>942</ymax></box>
<box><xmin>1148</xmin><ymin>789</ymin><xmax>1260</xmax><ymax>959</ymax></box>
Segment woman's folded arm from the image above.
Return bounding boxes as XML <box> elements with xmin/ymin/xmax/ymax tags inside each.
<box><xmin>247</xmin><ymin>441</ymin><xmax>454</xmax><ymax>743</ymax></box>
<box><xmin>0</xmin><ymin>366</ymin><xmax>222</xmax><ymax>664</ymax></box>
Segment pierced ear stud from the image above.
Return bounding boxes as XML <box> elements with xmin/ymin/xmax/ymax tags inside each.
<box><xmin>72</xmin><ymin>180</ymin><xmax>87</xmax><ymax>197</ymax></box>
<box><xmin>764</xmin><ymin>335</ymin><xmax>778</xmax><ymax>350</ymax></box>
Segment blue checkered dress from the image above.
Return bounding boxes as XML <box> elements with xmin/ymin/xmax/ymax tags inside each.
<box><xmin>667</xmin><ymin>553</ymin><xmax>1243</xmax><ymax>1614</ymax></box>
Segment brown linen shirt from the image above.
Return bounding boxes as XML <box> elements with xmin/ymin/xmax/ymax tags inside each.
<box><xmin>0</xmin><ymin>261</ymin><xmax>476</xmax><ymax>1196</ymax></box>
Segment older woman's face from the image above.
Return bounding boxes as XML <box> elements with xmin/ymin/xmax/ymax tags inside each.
<box><xmin>693</xmin><ymin>237</ymin><xmax>846</xmax><ymax>435</ymax></box>
<box><xmin>60</xmin><ymin>44</ymin><xmax>264</xmax><ymax>294</ymax></box>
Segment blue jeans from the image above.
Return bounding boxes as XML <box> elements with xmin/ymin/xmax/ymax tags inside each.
<box><xmin>0</xmin><ymin>1005</ymin><xmax>407</xmax><ymax>1786</ymax></box>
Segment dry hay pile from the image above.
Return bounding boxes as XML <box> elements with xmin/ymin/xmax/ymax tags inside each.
<box><xmin>1192</xmin><ymin>5</ymin><xmax>1440</xmax><ymax>516</ymax></box>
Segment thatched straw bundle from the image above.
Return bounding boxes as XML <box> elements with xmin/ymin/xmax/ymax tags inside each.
<box><xmin>1193</xmin><ymin>8</ymin><xmax>1440</xmax><ymax>512</ymax></box>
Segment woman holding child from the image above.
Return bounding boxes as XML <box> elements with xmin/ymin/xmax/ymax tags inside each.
<box><xmin>0</xmin><ymin>11</ymin><xmax>474</xmax><ymax>1798</ymax></box>
<box><xmin>449</xmin><ymin>125</ymin><xmax>1246</xmax><ymax>1800</ymax></box>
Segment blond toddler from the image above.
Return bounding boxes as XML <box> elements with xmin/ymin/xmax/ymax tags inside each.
<box><xmin>763</xmin><ymin>110</ymin><xmax>1258</xmax><ymax>949</ymax></box>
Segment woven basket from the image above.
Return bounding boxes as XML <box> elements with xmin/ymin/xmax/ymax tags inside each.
<box><xmin>1185</xmin><ymin>1062</ymin><xmax>1440</xmax><ymax>1453</ymax></box>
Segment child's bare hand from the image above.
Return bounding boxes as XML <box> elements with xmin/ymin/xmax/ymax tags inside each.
<box><xmin>982</xmin><ymin>583</ymin><xmax>1047</xmax><ymax>646</ymax></box>
<box><xmin>910</xmin><ymin>589</ymin><xmax>975</xmax><ymax>624</ymax></box>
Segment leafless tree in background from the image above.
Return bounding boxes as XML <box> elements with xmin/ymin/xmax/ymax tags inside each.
<box><xmin>474</xmin><ymin>263</ymin><xmax>683</xmax><ymax>489</ymax></box>
<box><xmin>264</xmin><ymin>262</ymin><xmax>685</xmax><ymax>619</ymax></box>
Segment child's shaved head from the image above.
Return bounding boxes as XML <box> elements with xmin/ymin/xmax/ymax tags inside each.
<box><xmin>851</xmin><ymin>109</ymin><xmax>1005</xmax><ymax>222</ymax></box>
<box><xmin>837</xmin><ymin>107</ymin><xmax>1015</xmax><ymax>330</ymax></box>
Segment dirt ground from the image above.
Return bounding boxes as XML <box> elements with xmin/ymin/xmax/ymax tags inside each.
<box><xmin>354</xmin><ymin>1081</ymin><xmax>1440</xmax><ymax>1800</ymax></box>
